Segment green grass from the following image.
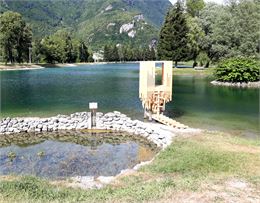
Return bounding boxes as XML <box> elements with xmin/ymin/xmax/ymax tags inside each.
<box><xmin>0</xmin><ymin>132</ymin><xmax>259</xmax><ymax>202</ymax></box>
<box><xmin>143</xmin><ymin>139</ymin><xmax>251</xmax><ymax>176</ymax></box>
<box><xmin>0</xmin><ymin>176</ymin><xmax>175</xmax><ymax>203</ymax></box>
<box><xmin>155</xmin><ymin>66</ymin><xmax>215</xmax><ymax>76</ymax></box>
<box><xmin>173</xmin><ymin>68</ymin><xmax>215</xmax><ymax>76</ymax></box>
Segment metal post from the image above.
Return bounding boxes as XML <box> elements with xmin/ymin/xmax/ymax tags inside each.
<box><xmin>89</xmin><ymin>102</ymin><xmax>98</xmax><ymax>129</ymax></box>
<box><xmin>91</xmin><ymin>109</ymin><xmax>96</xmax><ymax>127</ymax></box>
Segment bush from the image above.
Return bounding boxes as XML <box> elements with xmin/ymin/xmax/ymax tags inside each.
<box><xmin>196</xmin><ymin>51</ymin><xmax>210</xmax><ymax>67</ymax></box>
<box><xmin>214</xmin><ymin>57</ymin><xmax>260</xmax><ymax>82</ymax></box>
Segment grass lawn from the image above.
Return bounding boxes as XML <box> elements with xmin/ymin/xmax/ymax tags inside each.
<box><xmin>173</xmin><ymin>68</ymin><xmax>215</xmax><ymax>76</ymax></box>
<box><xmin>155</xmin><ymin>67</ymin><xmax>215</xmax><ymax>77</ymax></box>
<box><xmin>0</xmin><ymin>131</ymin><xmax>259</xmax><ymax>202</ymax></box>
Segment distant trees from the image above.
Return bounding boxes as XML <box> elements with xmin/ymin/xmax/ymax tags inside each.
<box><xmin>0</xmin><ymin>11</ymin><xmax>32</xmax><ymax>64</ymax></box>
<box><xmin>78</xmin><ymin>41</ymin><xmax>89</xmax><ymax>62</ymax></box>
<box><xmin>103</xmin><ymin>44</ymin><xmax>156</xmax><ymax>62</ymax></box>
<box><xmin>40</xmin><ymin>30</ymin><xmax>90</xmax><ymax>63</ymax></box>
<box><xmin>198</xmin><ymin>0</ymin><xmax>260</xmax><ymax>62</ymax></box>
<box><xmin>0</xmin><ymin>11</ymin><xmax>91</xmax><ymax>64</ymax></box>
<box><xmin>157</xmin><ymin>0</ymin><xmax>190</xmax><ymax>66</ymax></box>
<box><xmin>2</xmin><ymin>0</ymin><xmax>258</xmax><ymax>66</ymax></box>
<box><xmin>104</xmin><ymin>45</ymin><xmax>119</xmax><ymax>62</ymax></box>
<box><xmin>157</xmin><ymin>0</ymin><xmax>259</xmax><ymax>66</ymax></box>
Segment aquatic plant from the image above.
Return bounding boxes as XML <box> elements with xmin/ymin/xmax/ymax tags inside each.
<box><xmin>37</xmin><ymin>151</ymin><xmax>45</xmax><ymax>158</ymax></box>
<box><xmin>7</xmin><ymin>151</ymin><xmax>16</xmax><ymax>161</ymax></box>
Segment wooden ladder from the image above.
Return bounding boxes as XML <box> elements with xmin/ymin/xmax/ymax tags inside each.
<box><xmin>152</xmin><ymin>91</ymin><xmax>166</xmax><ymax>115</ymax></box>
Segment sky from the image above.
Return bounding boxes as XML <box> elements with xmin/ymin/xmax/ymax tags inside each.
<box><xmin>169</xmin><ymin>0</ymin><xmax>225</xmax><ymax>4</ymax></box>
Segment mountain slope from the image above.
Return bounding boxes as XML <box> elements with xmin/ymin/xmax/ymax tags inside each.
<box><xmin>0</xmin><ymin>0</ymin><xmax>171</xmax><ymax>50</ymax></box>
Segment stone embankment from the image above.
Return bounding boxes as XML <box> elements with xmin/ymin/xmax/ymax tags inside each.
<box><xmin>211</xmin><ymin>80</ymin><xmax>260</xmax><ymax>88</ymax></box>
<box><xmin>0</xmin><ymin>111</ymin><xmax>198</xmax><ymax>148</ymax></box>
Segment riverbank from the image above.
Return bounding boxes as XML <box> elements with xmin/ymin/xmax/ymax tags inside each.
<box><xmin>1</xmin><ymin>131</ymin><xmax>259</xmax><ymax>203</ymax></box>
<box><xmin>0</xmin><ymin>64</ymin><xmax>44</xmax><ymax>71</ymax></box>
<box><xmin>0</xmin><ymin>61</ymin><xmax>140</xmax><ymax>70</ymax></box>
<box><xmin>0</xmin><ymin>63</ymin><xmax>95</xmax><ymax>70</ymax></box>
<box><xmin>211</xmin><ymin>80</ymin><xmax>260</xmax><ymax>88</ymax></box>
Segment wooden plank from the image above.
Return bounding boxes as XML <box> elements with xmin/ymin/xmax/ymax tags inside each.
<box><xmin>152</xmin><ymin>114</ymin><xmax>188</xmax><ymax>129</ymax></box>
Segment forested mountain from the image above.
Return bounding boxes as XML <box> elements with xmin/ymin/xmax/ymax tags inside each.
<box><xmin>0</xmin><ymin>0</ymin><xmax>171</xmax><ymax>50</ymax></box>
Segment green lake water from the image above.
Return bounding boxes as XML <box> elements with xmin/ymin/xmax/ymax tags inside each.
<box><xmin>0</xmin><ymin>63</ymin><xmax>259</xmax><ymax>138</ymax></box>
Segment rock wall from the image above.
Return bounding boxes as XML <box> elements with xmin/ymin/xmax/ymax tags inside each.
<box><xmin>0</xmin><ymin>111</ymin><xmax>177</xmax><ymax>148</ymax></box>
<box><xmin>211</xmin><ymin>80</ymin><xmax>260</xmax><ymax>88</ymax></box>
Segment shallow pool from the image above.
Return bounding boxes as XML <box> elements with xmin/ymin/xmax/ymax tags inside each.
<box><xmin>0</xmin><ymin>131</ymin><xmax>157</xmax><ymax>179</ymax></box>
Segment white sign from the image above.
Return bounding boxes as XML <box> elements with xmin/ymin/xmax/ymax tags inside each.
<box><xmin>89</xmin><ymin>102</ymin><xmax>98</xmax><ymax>109</ymax></box>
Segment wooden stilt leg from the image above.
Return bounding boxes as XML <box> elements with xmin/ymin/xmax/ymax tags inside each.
<box><xmin>143</xmin><ymin>104</ymin><xmax>147</xmax><ymax>119</ymax></box>
<box><xmin>148</xmin><ymin>110</ymin><xmax>153</xmax><ymax>121</ymax></box>
<box><xmin>144</xmin><ymin>109</ymin><xmax>147</xmax><ymax>119</ymax></box>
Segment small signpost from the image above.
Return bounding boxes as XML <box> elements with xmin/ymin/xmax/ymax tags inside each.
<box><xmin>89</xmin><ymin>102</ymin><xmax>98</xmax><ymax>128</ymax></box>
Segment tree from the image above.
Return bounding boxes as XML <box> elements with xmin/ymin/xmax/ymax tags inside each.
<box><xmin>16</xmin><ymin>24</ymin><xmax>32</xmax><ymax>63</ymax></box>
<box><xmin>103</xmin><ymin>45</ymin><xmax>111</xmax><ymax>61</ymax></box>
<box><xmin>32</xmin><ymin>39</ymin><xmax>43</xmax><ymax>63</ymax></box>
<box><xmin>103</xmin><ymin>45</ymin><xmax>120</xmax><ymax>62</ymax></box>
<box><xmin>186</xmin><ymin>0</ymin><xmax>205</xmax><ymax>17</ymax></box>
<box><xmin>186</xmin><ymin>16</ymin><xmax>205</xmax><ymax>66</ymax></box>
<box><xmin>150</xmin><ymin>47</ymin><xmax>156</xmax><ymax>60</ymax></box>
<box><xmin>227</xmin><ymin>0</ymin><xmax>260</xmax><ymax>58</ymax></box>
<box><xmin>40</xmin><ymin>30</ymin><xmax>79</xmax><ymax>63</ymax></box>
<box><xmin>197</xmin><ymin>3</ymin><xmax>223</xmax><ymax>61</ymax></box>
<box><xmin>198</xmin><ymin>0</ymin><xmax>260</xmax><ymax>61</ymax></box>
<box><xmin>142</xmin><ymin>46</ymin><xmax>157</xmax><ymax>61</ymax></box>
<box><xmin>41</xmin><ymin>36</ymin><xmax>63</xmax><ymax>63</ymax></box>
<box><xmin>157</xmin><ymin>1</ymin><xmax>190</xmax><ymax>66</ymax></box>
<box><xmin>111</xmin><ymin>45</ymin><xmax>119</xmax><ymax>61</ymax></box>
<box><xmin>78</xmin><ymin>41</ymin><xmax>89</xmax><ymax>62</ymax></box>
<box><xmin>0</xmin><ymin>11</ymin><xmax>32</xmax><ymax>64</ymax></box>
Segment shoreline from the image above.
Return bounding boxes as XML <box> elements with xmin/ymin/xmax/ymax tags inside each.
<box><xmin>0</xmin><ymin>111</ymin><xmax>199</xmax><ymax>148</ymax></box>
<box><xmin>211</xmin><ymin>80</ymin><xmax>260</xmax><ymax>88</ymax></box>
<box><xmin>0</xmin><ymin>61</ymin><xmax>140</xmax><ymax>71</ymax></box>
<box><xmin>0</xmin><ymin>64</ymin><xmax>45</xmax><ymax>71</ymax></box>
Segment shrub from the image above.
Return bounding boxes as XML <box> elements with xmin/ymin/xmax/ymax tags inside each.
<box><xmin>214</xmin><ymin>57</ymin><xmax>260</xmax><ymax>82</ymax></box>
<box><xmin>196</xmin><ymin>51</ymin><xmax>210</xmax><ymax>67</ymax></box>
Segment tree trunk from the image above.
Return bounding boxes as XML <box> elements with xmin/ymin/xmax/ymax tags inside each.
<box><xmin>192</xmin><ymin>60</ymin><xmax>197</xmax><ymax>68</ymax></box>
<box><xmin>205</xmin><ymin>61</ymin><xmax>210</xmax><ymax>68</ymax></box>
<box><xmin>8</xmin><ymin>47</ymin><xmax>13</xmax><ymax>64</ymax></box>
<box><xmin>175</xmin><ymin>61</ymin><xmax>178</xmax><ymax>68</ymax></box>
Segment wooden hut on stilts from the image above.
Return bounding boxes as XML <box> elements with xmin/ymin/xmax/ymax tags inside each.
<box><xmin>139</xmin><ymin>61</ymin><xmax>187</xmax><ymax>129</ymax></box>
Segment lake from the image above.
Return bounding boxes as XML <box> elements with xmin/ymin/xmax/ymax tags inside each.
<box><xmin>0</xmin><ymin>63</ymin><xmax>259</xmax><ymax>138</ymax></box>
